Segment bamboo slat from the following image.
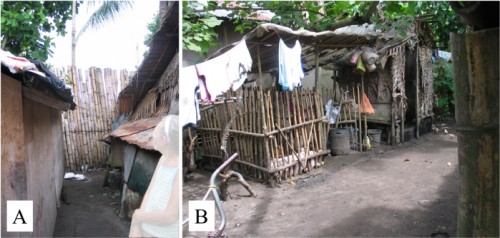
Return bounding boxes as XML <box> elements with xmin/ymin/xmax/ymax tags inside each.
<box><xmin>198</xmin><ymin>88</ymin><xmax>330</xmax><ymax>182</ymax></box>
<box><xmin>55</xmin><ymin>67</ymin><xmax>126</xmax><ymax>171</ymax></box>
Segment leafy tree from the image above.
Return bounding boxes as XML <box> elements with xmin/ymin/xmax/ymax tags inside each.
<box><xmin>183</xmin><ymin>1</ymin><xmax>223</xmax><ymax>55</ymax></box>
<box><xmin>433</xmin><ymin>59</ymin><xmax>455</xmax><ymax>119</ymax></box>
<box><xmin>144</xmin><ymin>13</ymin><xmax>160</xmax><ymax>48</ymax></box>
<box><xmin>183</xmin><ymin>1</ymin><xmax>466</xmax><ymax>54</ymax></box>
<box><xmin>76</xmin><ymin>0</ymin><xmax>133</xmax><ymax>41</ymax></box>
<box><xmin>1</xmin><ymin>1</ymin><xmax>78</xmax><ymax>61</ymax></box>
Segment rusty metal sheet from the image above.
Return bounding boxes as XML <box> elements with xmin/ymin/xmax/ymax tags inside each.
<box><xmin>109</xmin><ymin>118</ymin><xmax>162</xmax><ymax>137</ymax></box>
<box><xmin>109</xmin><ymin>117</ymin><xmax>162</xmax><ymax>150</ymax></box>
<box><xmin>118</xmin><ymin>127</ymin><xmax>156</xmax><ymax>150</ymax></box>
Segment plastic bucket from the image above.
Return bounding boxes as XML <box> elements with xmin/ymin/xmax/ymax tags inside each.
<box><xmin>368</xmin><ymin>129</ymin><xmax>382</xmax><ymax>148</ymax></box>
<box><xmin>329</xmin><ymin>128</ymin><xmax>350</xmax><ymax>155</ymax></box>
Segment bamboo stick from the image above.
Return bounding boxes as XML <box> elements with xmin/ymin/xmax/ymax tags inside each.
<box><xmin>307</xmin><ymin>90</ymin><xmax>319</xmax><ymax>153</ymax></box>
<box><xmin>275</xmin><ymin>123</ymin><xmax>306</xmax><ymax>170</ymax></box>
<box><xmin>401</xmin><ymin>98</ymin><xmax>405</xmax><ymax>145</ymax></box>
<box><xmin>84</xmin><ymin>69</ymin><xmax>91</xmax><ymax>166</ymax></box>
<box><xmin>91</xmin><ymin>68</ymin><xmax>100</xmax><ymax>166</ymax></box>
<box><xmin>74</xmin><ymin>71</ymin><xmax>83</xmax><ymax>169</ymax></box>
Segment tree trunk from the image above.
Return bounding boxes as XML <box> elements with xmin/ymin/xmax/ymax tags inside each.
<box><xmin>71</xmin><ymin>0</ymin><xmax>77</xmax><ymax>83</ymax></box>
<box><xmin>451</xmin><ymin>28</ymin><xmax>499</xmax><ymax>237</ymax></box>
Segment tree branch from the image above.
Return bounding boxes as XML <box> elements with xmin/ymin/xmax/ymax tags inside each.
<box><xmin>194</xmin><ymin>7</ymin><xmax>326</xmax><ymax>17</ymax></box>
<box><xmin>326</xmin><ymin>1</ymin><xmax>379</xmax><ymax>31</ymax></box>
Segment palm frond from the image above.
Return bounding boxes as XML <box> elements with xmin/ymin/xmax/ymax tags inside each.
<box><xmin>77</xmin><ymin>0</ymin><xmax>133</xmax><ymax>41</ymax></box>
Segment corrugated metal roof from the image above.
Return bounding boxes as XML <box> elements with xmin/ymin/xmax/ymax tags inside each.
<box><xmin>117</xmin><ymin>127</ymin><xmax>156</xmax><ymax>151</ymax></box>
<box><xmin>108</xmin><ymin>117</ymin><xmax>162</xmax><ymax>150</ymax></box>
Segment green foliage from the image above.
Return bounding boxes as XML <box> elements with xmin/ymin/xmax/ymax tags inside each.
<box><xmin>144</xmin><ymin>13</ymin><xmax>160</xmax><ymax>47</ymax></box>
<box><xmin>433</xmin><ymin>59</ymin><xmax>455</xmax><ymax>118</ymax></box>
<box><xmin>379</xmin><ymin>1</ymin><xmax>466</xmax><ymax>50</ymax></box>
<box><xmin>1</xmin><ymin>1</ymin><xmax>78</xmax><ymax>61</ymax></box>
<box><xmin>77</xmin><ymin>0</ymin><xmax>133</xmax><ymax>41</ymax></box>
<box><xmin>183</xmin><ymin>1</ymin><xmax>224</xmax><ymax>55</ymax></box>
<box><xmin>183</xmin><ymin>1</ymin><xmax>465</xmax><ymax>55</ymax></box>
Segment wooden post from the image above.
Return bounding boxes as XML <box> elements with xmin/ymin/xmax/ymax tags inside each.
<box><xmin>415</xmin><ymin>47</ymin><xmax>420</xmax><ymax>139</ymax></box>
<box><xmin>452</xmin><ymin>28</ymin><xmax>499</xmax><ymax>237</ymax></box>
<box><xmin>258</xmin><ymin>45</ymin><xmax>272</xmax><ymax>176</ymax></box>
<box><xmin>314</xmin><ymin>47</ymin><xmax>320</xmax><ymax>91</ymax></box>
<box><xmin>361</xmin><ymin>75</ymin><xmax>367</xmax><ymax>142</ymax></box>
<box><xmin>401</xmin><ymin>98</ymin><xmax>404</xmax><ymax>145</ymax></box>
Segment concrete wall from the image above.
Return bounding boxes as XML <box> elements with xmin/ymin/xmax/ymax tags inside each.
<box><xmin>1</xmin><ymin>75</ymin><xmax>65</xmax><ymax>237</ymax></box>
<box><xmin>302</xmin><ymin>68</ymin><xmax>335</xmax><ymax>90</ymax></box>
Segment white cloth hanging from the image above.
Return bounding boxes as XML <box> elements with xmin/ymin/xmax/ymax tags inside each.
<box><xmin>196</xmin><ymin>40</ymin><xmax>252</xmax><ymax>100</ymax></box>
<box><xmin>180</xmin><ymin>66</ymin><xmax>201</xmax><ymax>127</ymax></box>
<box><xmin>278</xmin><ymin>39</ymin><xmax>304</xmax><ymax>91</ymax></box>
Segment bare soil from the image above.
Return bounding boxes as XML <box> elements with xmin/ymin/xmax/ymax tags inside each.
<box><xmin>53</xmin><ymin>171</ymin><xmax>130</xmax><ymax>237</ymax></box>
<box><xmin>183</xmin><ymin>124</ymin><xmax>459</xmax><ymax>237</ymax></box>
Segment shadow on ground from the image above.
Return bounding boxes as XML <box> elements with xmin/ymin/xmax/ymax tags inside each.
<box><xmin>183</xmin><ymin>132</ymin><xmax>459</xmax><ymax>237</ymax></box>
<box><xmin>53</xmin><ymin>171</ymin><xmax>130</xmax><ymax>237</ymax></box>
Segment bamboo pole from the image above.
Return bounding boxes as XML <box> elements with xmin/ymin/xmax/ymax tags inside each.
<box><xmin>91</xmin><ymin>68</ymin><xmax>101</xmax><ymax>166</ymax></box>
<box><xmin>80</xmin><ymin>68</ymin><xmax>90</xmax><ymax>167</ymax></box>
<box><xmin>357</xmin><ymin>84</ymin><xmax>363</xmax><ymax>151</ymax></box>
<box><xmin>401</xmin><ymin>98</ymin><xmax>405</xmax><ymax>145</ymax></box>
<box><xmin>361</xmin><ymin>75</ymin><xmax>367</xmax><ymax>144</ymax></box>
<box><xmin>354</xmin><ymin>84</ymin><xmax>360</xmax><ymax>150</ymax></box>
<box><xmin>74</xmin><ymin>71</ymin><xmax>83</xmax><ymax>169</ymax></box>
<box><xmin>275</xmin><ymin>123</ymin><xmax>306</xmax><ymax>170</ymax></box>
<box><xmin>314</xmin><ymin>47</ymin><xmax>320</xmax><ymax>91</ymax></box>
<box><xmin>415</xmin><ymin>46</ymin><xmax>420</xmax><ymax>139</ymax></box>
<box><xmin>257</xmin><ymin>45</ymin><xmax>271</xmax><ymax>178</ymax></box>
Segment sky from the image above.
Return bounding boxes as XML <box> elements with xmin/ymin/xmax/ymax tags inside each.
<box><xmin>48</xmin><ymin>0</ymin><xmax>159</xmax><ymax>71</ymax></box>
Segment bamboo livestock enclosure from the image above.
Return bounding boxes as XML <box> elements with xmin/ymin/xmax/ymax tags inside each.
<box><xmin>53</xmin><ymin>67</ymin><xmax>130</xmax><ymax>172</ymax></box>
<box><xmin>196</xmin><ymin>87</ymin><xmax>330</xmax><ymax>183</ymax></box>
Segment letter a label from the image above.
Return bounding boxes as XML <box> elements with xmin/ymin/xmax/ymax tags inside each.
<box><xmin>189</xmin><ymin>200</ymin><xmax>214</xmax><ymax>231</ymax></box>
<box><xmin>7</xmin><ymin>200</ymin><xmax>33</xmax><ymax>232</ymax></box>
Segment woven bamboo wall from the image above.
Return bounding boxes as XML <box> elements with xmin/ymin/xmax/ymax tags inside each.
<box><xmin>197</xmin><ymin>88</ymin><xmax>330</xmax><ymax>182</ymax></box>
<box><xmin>53</xmin><ymin>67</ymin><xmax>130</xmax><ymax>172</ymax></box>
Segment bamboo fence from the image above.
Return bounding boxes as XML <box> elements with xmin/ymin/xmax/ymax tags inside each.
<box><xmin>53</xmin><ymin>67</ymin><xmax>130</xmax><ymax>172</ymax></box>
<box><xmin>197</xmin><ymin>87</ymin><xmax>330</xmax><ymax>183</ymax></box>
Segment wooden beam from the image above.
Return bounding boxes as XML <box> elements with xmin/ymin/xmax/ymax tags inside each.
<box><xmin>22</xmin><ymin>86</ymin><xmax>71</xmax><ymax>111</ymax></box>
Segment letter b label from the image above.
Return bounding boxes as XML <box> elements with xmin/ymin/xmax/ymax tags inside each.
<box><xmin>189</xmin><ymin>201</ymin><xmax>214</xmax><ymax>231</ymax></box>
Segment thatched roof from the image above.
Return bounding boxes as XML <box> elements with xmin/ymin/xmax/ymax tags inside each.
<box><xmin>109</xmin><ymin>2</ymin><xmax>179</xmax><ymax>150</ymax></box>
<box><xmin>205</xmin><ymin>23</ymin><xmax>415</xmax><ymax>73</ymax></box>
<box><xmin>118</xmin><ymin>1</ymin><xmax>179</xmax><ymax>115</ymax></box>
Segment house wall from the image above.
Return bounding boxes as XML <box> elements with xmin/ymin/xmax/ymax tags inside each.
<box><xmin>23</xmin><ymin>97</ymin><xmax>64</xmax><ymax>237</ymax></box>
<box><xmin>1</xmin><ymin>75</ymin><xmax>65</xmax><ymax>237</ymax></box>
<box><xmin>1</xmin><ymin>75</ymin><xmax>28</xmax><ymax>238</ymax></box>
<box><xmin>302</xmin><ymin>68</ymin><xmax>335</xmax><ymax>90</ymax></box>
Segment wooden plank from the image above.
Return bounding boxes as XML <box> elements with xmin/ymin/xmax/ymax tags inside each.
<box><xmin>22</xmin><ymin>86</ymin><xmax>71</xmax><ymax>111</ymax></box>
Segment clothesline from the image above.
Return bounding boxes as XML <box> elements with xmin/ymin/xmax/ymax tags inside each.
<box><xmin>246</xmin><ymin>41</ymin><xmax>362</xmax><ymax>48</ymax></box>
<box><xmin>181</xmin><ymin>37</ymin><xmax>305</xmax><ymax>128</ymax></box>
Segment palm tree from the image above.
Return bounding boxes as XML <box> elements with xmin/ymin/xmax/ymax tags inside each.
<box><xmin>71</xmin><ymin>0</ymin><xmax>133</xmax><ymax>79</ymax></box>
<box><xmin>76</xmin><ymin>0</ymin><xmax>134</xmax><ymax>41</ymax></box>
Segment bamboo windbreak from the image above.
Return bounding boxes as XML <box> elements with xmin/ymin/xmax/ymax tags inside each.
<box><xmin>197</xmin><ymin>87</ymin><xmax>329</xmax><ymax>182</ymax></box>
<box><xmin>53</xmin><ymin>67</ymin><xmax>130</xmax><ymax>172</ymax></box>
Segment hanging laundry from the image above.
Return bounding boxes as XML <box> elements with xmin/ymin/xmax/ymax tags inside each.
<box><xmin>278</xmin><ymin>39</ymin><xmax>304</xmax><ymax>91</ymax></box>
<box><xmin>196</xmin><ymin>40</ymin><xmax>252</xmax><ymax>100</ymax></box>
<box><xmin>180</xmin><ymin>66</ymin><xmax>201</xmax><ymax>128</ymax></box>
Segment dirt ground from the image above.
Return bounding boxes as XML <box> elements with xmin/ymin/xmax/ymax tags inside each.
<box><xmin>53</xmin><ymin>171</ymin><xmax>130</xmax><ymax>237</ymax></box>
<box><xmin>183</xmin><ymin>123</ymin><xmax>459</xmax><ymax>237</ymax></box>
